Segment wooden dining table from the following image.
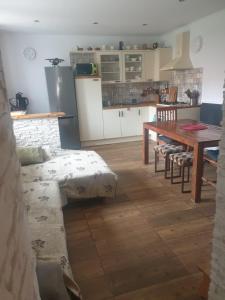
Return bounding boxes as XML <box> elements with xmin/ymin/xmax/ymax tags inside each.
<box><xmin>143</xmin><ymin>119</ymin><xmax>222</xmax><ymax>203</ymax></box>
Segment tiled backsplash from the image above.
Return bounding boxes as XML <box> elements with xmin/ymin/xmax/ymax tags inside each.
<box><xmin>102</xmin><ymin>81</ymin><xmax>168</xmax><ymax>107</ymax></box>
<box><xmin>102</xmin><ymin>68</ymin><xmax>203</xmax><ymax>107</ymax></box>
<box><xmin>170</xmin><ymin>68</ymin><xmax>203</xmax><ymax>103</ymax></box>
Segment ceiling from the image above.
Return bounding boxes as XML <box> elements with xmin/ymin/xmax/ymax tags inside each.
<box><xmin>0</xmin><ymin>0</ymin><xmax>225</xmax><ymax>35</ymax></box>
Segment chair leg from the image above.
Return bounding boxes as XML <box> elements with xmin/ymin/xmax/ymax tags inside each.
<box><xmin>171</xmin><ymin>161</ymin><xmax>182</xmax><ymax>184</ymax></box>
<box><xmin>165</xmin><ymin>155</ymin><xmax>170</xmax><ymax>179</ymax></box>
<box><xmin>154</xmin><ymin>151</ymin><xmax>157</xmax><ymax>173</ymax></box>
<box><xmin>181</xmin><ymin>166</ymin><xmax>191</xmax><ymax>193</ymax></box>
<box><xmin>154</xmin><ymin>151</ymin><xmax>165</xmax><ymax>173</ymax></box>
<box><xmin>171</xmin><ymin>160</ymin><xmax>174</xmax><ymax>184</ymax></box>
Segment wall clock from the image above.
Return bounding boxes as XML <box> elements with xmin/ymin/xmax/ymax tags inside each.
<box><xmin>191</xmin><ymin>36</ymin><xmax>203</xmax><ymax>53</ymax></box>
<box><xmin>23</xmin><ymin>47</ymin><xmax>37</xmax><ymax>60</ymax></box>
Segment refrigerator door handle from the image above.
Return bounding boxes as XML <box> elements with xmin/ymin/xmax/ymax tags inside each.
<box><xmin>58</xmin><ymin>115</ymin><xmax>75</xmax><ymax>119</ymax></box>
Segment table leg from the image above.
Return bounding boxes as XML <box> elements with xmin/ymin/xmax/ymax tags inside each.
<box><xmin>143</xmin><ymin>127</ymin><xmax>149</xmax><ymax>164</ymax></box>
<box><xmin>192</xmin><ymin>143</ymin><xmax>204</xmax><ymax>203</ymax></box>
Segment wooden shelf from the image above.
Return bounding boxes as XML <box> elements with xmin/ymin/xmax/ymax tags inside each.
<box><xmin>11</xmin><ymin>112</ymin><xmax>65</xmax><ymax>120</ymax></box>
<box><xmin>125</xmin><ymin>71</ymin><xmax>142</xmax><ymax>73</ymax></box>
<box><xmin>101</xmin><ymin>71</ymin><xmax>120</xmax><ymax>74</ymax></box>
<box><xmin>125</xmin><ymin>61</ymin><xmax>142</xmax><ymax>63</ymax></box>
<box><xmin>101</xmin><ymin>61</ymin><xmax>119</xmax><ymax>64</ymax></box>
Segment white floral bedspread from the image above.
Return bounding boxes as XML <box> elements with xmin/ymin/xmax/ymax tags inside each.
<box><xmin>23</xmin><ymin>181</ymin><xmax>82</xmax><ymax>299</ymax></box>
<box><xmin>21</xmin><ymin>150</ymin><xmax>117</xmax><ymax>200</ymax></box>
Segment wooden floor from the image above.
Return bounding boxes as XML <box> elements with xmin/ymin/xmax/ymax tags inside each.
<box><xmin>63</xmin><ymin>141</ymin><xmax>216</xmax><ymax>300</ymax></box>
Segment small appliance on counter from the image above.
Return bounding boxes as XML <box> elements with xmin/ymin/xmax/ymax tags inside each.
<box><xmin>9</xmin><ymin>92</ymin><xmax>29</xmax><ymax>112</ymax></box>
<box><xmin>75</xmin><ymin>63</ymin><xmax>97</xmax><ymax>76</ymax></box>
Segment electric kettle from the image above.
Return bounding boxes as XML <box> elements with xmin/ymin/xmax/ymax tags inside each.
<box><xmin>9</xmin><ymin>92</ymin><xmax>29</xmax><ymax>111</ymax></box>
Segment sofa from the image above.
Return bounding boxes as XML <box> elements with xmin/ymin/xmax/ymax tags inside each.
<box><xmin>21</xmin><ymin>148</ymin><xmax>117</xmax><ymax>201</ymax></box>
<box><xmin>21</xmin><ymin>147</ymin><xmax>117</xmax><ymax>299</ymax></box>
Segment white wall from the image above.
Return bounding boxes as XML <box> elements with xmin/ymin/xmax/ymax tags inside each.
<box><xmin>0</xmin><ymin>33</ymin><xmax>158</xmax><ymax>113</ymax></box>
<box><xmin>1</xmin><ymin>8</ymin><xmax>225</xmax><ymax>112</ymax></box>
<box><xmin>160</xmin><ymin>9</ymin><xmax>225</xmax><ymax>104</ymax></box>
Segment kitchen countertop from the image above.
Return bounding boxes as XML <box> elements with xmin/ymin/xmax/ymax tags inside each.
<box><xmin>103</xmin><ymin>102</ymin><xmax>158</xmax><ymax>110</ymax></box>
<box><xmin>103</xmin><ymin>102</ymin><xmax>201</xmax><ymax>110</ymax></box>
<box><xmin>11</xmin><ymin>112</ymin><xmax>65</xmax><ymax>120</ymax></box>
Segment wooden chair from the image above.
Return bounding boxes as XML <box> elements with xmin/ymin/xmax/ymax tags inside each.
<box><xmin>157</xmin><ymin>106</ymin><xmax>177</xmax><ymax>122</ymax></box>
<box><xmin>156</xmin><ymin>107</ymin><xmax>178</xmax><ymax>144</ymax></box>
<box><xmin>154</xmin><ymin>106</ymin><xmax>183</xmax><ymax>178</ymax></box>
<box><xmin>169</xmin><ymin>151</ymin><xmax>193</xmax><ymax>193</ymax></box>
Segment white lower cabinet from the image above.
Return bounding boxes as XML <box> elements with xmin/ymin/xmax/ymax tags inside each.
<box><xmin>102</xmin><ymin>109</ymin><xmax>121</xmax><ymax>139</ymax></box>
<box><xmin>103</xmin><ymin>106</ymin><xmax>157</xmax><ymax>139</ymax></box>
<box><xmin>120</xmin><ymin>108</ymin><xmax>140</xmax><ymax>137</ymax></box>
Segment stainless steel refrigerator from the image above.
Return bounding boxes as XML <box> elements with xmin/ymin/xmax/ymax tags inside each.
<box><xmin>45</xmin><ymin>66</ymin><xmax>81</xmax><ymax>149</ymax></box>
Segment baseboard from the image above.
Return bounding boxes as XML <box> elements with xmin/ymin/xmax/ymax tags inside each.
<box><xmin>81</xmin><ymin>136</ymin><xmax>144</xmax><ymax>147</ymax></box>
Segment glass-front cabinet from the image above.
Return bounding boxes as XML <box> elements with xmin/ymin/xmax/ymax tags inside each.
<box><xmin>123</xmin><ymin>52</ymin><xmax>145</xmax><ymax>82</ymax></box>
<box><xmin>97</xmin><ymin>52</ymin><xmax>123</xmax><ymax>83</ymax></box>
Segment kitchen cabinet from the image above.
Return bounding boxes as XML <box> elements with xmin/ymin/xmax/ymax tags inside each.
<box><xmin>153</xmin><ymin>48</ymin><xmax>172</xmax><ymax>81</ymax></box>
<box><xmin>103</xmin><ymin>106</ymin><xmax>157</xmax><ymax>139</ymax></box>
<box><xmin>96</xmin><ymin>52</ymin><xmax>123</xmax><ymax>83</ymax></box>
<box><xmin>102</xmin><ymin>109</ymin><xmax>121</xmax><ymax>139</ymax></box>
<box><xmin>123</xmin><ymin>52</ymin><xmax>145</xmax><ymax>83</ymax></box>
<box><xmin>75</xmin><ymin>77</ymin><xmax>104</xmax><ymax>141</ymax></box>
<box><xmin>120</xmin><ymin>108</ymin><xmax>140</xmax><ymax>136</ymax></box>
<box><xmin>137</xmin><ymin>107</ymin><xmax>150</xmax><ymax>134</ymax></box>
<box><xmin>103</xmin><ymin>107</ymin><xmax>141</xmax><ymax>138</ymax></box>
<box><xmin>97</xmin><ymin>51</ymin><xmax>148</xmax><ymax>83</ymax></box>
<box><xmin>137</xmin><ymin>106</ymin><xmax>157</xmax><ymax>140</ymax></box>
<box><xmin>144</xmin><ymin>51</ymin><xmax>154</xmax><ymax>81</ymax></box>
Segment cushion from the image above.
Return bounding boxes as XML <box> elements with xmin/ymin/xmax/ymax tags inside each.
<box><xmin>154</xmin><ymin>144</ymin><xmax>184</xmax><ymax>157</ymax></box>
<box><xmin>36</xmin><ymin>260</ymin><xmax>70</xmax><ymax>300</ymax></box>
<box><xmin>169</xmin><ymin>151</ymin><xmax>193</xmax><ymax>166</ymax></box>
<box><xmin>158</xmin><ymin>135</ymin><xmax>174</xmax><ymax>144</ymax></box>
<box><xmin>17</xmin><ymin>146</ymin><xmax>45</xmax><ymax>166</ymax></box>
<box><xmin>205</xmin><ymin>149</ymin><xmax>219</xmax><ymax>162</ymax></box>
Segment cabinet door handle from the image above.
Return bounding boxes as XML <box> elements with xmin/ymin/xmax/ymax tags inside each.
<box><xmin>138</xmin><ymin>109</ymin><xmax>141</xmax><ymax>116</ymax></box>
<box><xmin>93</xmin><ymin>78</ymin><xmax>99</xmax><ymax>81</ymax></box>
<box><xmin>115</xmin><ymin>80</ymin><xmax>121</xmax><ymax>83</ymax></box>
<box><xmin>118</xmin><ymin>111</ymin><xmax>120</xmax><ymax>117</ymax></box>
<box><xmin>121</xmin><ymin>111</ymin><xmax>124</xmax><ymax>117</ymax></box>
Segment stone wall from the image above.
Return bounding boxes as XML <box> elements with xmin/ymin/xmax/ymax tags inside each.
<box><xmin>0</xmin><ymin>51</ymin><xmax>40</xmax><ymax>299</ymax></box>
<box><xmin>209</xmin><ymin>82</ymin><xmax>225</xmax><ymax>299</ymax></box>
<box><xmin>13</xmin><ymin>118</ymin><xmax>61</xmax><ymax>150</ymax></box>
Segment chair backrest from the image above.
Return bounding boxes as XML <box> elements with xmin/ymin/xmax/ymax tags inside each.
<box><xmin>157</xmin><ymin>106</ymin><xmax>177</xmax><ymax>122</ymax></box>
<box><xmin>200</xmin><ymin>103</ymin><xmax>223</xmax><ymax>126</ymax></box>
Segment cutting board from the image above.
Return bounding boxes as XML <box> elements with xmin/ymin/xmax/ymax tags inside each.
<box><xmin>168</xmin><ymin>87</ymin><xmax>178</xmax><ymax>102</ymax></box>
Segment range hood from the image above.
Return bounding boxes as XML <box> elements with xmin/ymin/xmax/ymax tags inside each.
<box><xmin>161</xmin><ymin>31</ymin><xmax>193</xmax><ymax>71</ymax></box>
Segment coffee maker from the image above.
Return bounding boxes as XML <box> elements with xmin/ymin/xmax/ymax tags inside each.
<box><xmin>9</xmin><ymin>92</ymin><xmax>29</xmax><ymax>111</ymax></box>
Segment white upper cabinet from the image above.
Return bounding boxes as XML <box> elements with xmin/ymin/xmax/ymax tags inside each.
<box><xmin>97</xmin><ymin>51</ymin><xmax>150</xmax><ymax>83</ymax></box>
<box><xmin>75</xmin><ymin>78</ymin><xmax>104</xmax><ymax>141</ymax></box>
<box><xmin>123</xmin><ymin>52</ymin><xmax>145</xmax><ymax>83</ymax></box>
<box><xmin>96</xmin><ymin>52</ymin><xmax>123</xmax><ymax>83</ymax></box>
<box><xmin>144</xmin><ymin>51</ymin><xmax>154</xmax><ymax>81</ymax></box>
<box><xmin>153</xmin><ymin>48</ymin><xmax>172</xmax><ymax>81</ymax></box>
